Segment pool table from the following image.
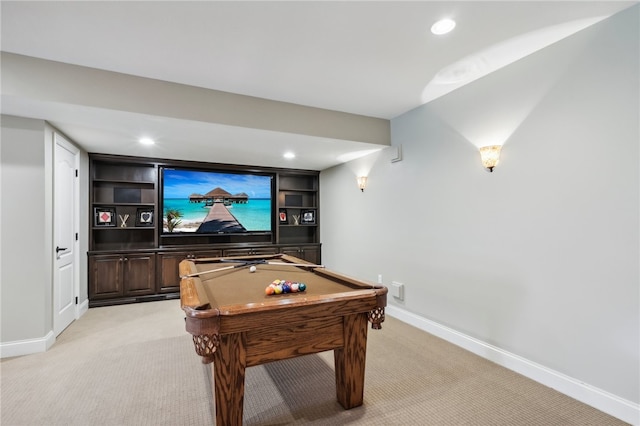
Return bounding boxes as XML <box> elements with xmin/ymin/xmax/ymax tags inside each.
<box><xmin>179</xmin><ymin>254</ymin><xmax>387</xmax><ymax>425</ymax></box>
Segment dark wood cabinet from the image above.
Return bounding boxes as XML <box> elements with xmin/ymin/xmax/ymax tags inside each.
<box><xmin>124</xmin><ymin>253</ymin><xmax>156</xmax><ymax>296</ymax></box>
<box><xmin>157</xmin><ymin>250</ymin><xmax>223</xmax><ymax>293</ymax></box>
<box><xmin>89</xmin><ymin>155</ymin><xmax>160</xmax><ymax>307</ymax></box>
<box><xmin>88</xmin><ymin>154</ymin><xmax>320</xmax><ymax>307</ymax></box>
<box><xmin>89</xmin><ymin>255</ymin><xmax>123</xmax><ymax>299</ymax></box>
<box><xmin>89</xmin><ymin>253</ymin><xmax>155</xmax><ymax>305</ymax></box>
<box><xmin>279</xmin><ymin>245</ymin><xmax>320</xmax><ymax>264</ymax></box>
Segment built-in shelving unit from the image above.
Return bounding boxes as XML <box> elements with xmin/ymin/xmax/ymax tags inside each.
<box><xmin>90</xmin><ymin>159</ymin><xmax>157</xmax><ymax>251</ymax></box>
<box><xmin>88</xmin><ymin>154</ymin><xmax>320</xmax><ymax>307</ymax></box>
<box><xmin>277</xmin><ymin>173</ymin><xmax>319</xmax><ymax>245</ymax></box>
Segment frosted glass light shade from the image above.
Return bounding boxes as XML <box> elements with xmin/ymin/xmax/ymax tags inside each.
<box><xmin>479</xmin><ymin>145</ymin><xmax>502</xmax><ymax>172</ymax></box>
<box><xmin>357</xmin><ymin>176</ymin><xmax>367</xmax><ymax>192</ymax></box>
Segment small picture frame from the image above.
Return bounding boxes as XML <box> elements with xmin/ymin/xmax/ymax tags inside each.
<box><xmin>136</xmin><ymin>209</ymin><xmax>154</xmax><ymax>227</ymax></box>
<box><xmin>279</xmin><ymin>209</ymin><xmax>288</xmax><ymax>224</ymax></box>
<box><xmin>94</xmin><ymin>207</ymin><xmax>116</xmax><ymax>227</ymax></box>
<box><xmin>301</xmin><ymin>209</ymin><xmax>316</xmax><ymax>225</ymax></box>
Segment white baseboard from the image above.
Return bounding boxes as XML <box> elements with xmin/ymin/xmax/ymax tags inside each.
<box><xmin>77</xmin><ymin>298</ymin><xmax>89</xmax><ymax>318</ymax></box>
<box><xmin>0</xmin><ymin>330</ymin><xmax>55</xmax><ymax>359</ymax></box>
<box><xmin>0</xmin><ymin>300</ymin><xmax>88</xmax><ymax>359</ymax></box>
<box><xmin>386</xmin><ymin>305</ymin><xmax>640</xmax><ymax>426</ymax></box>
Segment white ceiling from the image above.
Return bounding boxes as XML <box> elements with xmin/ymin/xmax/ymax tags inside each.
<box><xmin>1</xmin><ymin>1</ymin><xmax>634</xmax><ymax>170</ymax></box>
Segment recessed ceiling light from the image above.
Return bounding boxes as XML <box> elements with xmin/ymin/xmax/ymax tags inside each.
<box><xmin>139</xmin><ymin>137</ymin><xmax>155</xmax><ymax>145</ymax></box>
<box><xmin>431</xmin><ymin>18</ymin><xmax>456</xmax><ymax>35</ymax></box>
<box><xmin>283</xmin><ymin>152</ymin><xmax>295</xmax><ymax>159</ymax></box>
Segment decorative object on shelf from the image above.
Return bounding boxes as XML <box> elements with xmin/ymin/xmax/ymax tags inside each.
<box><xmin>136</xmin><ymin>209</ymin><xmax>154</xmax><ymax>227</ymax></box>
<box><xmin>279</xmin><ymin>209</ymin><xmax>288</xmax><ymax>224</ymax></box>
<box><xmin>118</xmin><ymin>214</ymin><xmax>130</xmax><ymax>228</ymax></box>
<box><xmin>479</xmin><ymin>145</ymin><xmax>502</xmax><ymax>172</ymax></box>
<box><xmin>301</xmin><ymin>209</ymin><xmax>316</xmax><ymax>224</ymax></box>
<box><xmin>292</xmin><ymin>214</ymin><xmax>300</xmax><ymax>225</ymax></box>
<box><xmin>94</xmin><ymin>207</ymin><xmax>116</xmax><ymax>227</ymax></box>
<box><xmin>357</xmin><ymin>176</ymin><xmax>367</xmax><ymax>192</ymax></box>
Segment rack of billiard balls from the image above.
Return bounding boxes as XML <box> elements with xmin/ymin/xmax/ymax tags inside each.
<box><xmin>265</xmin><ymin>279</ymin><xmax>307</xmax><ymax>295</ymax></box>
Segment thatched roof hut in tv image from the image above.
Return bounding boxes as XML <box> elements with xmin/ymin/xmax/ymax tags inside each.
<box><xmin>189</xmin><ymin>187</ymin><xmax>249</xmax><ymax>206</ymax></box>
<box><xmin>185</xmin><ymin>187</ymin><xmax>248</xmax><ymax>233</ymax></box>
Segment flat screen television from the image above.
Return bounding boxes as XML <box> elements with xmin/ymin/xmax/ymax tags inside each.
<box><xmin>160</xmin><ymin>167</ymin><xmax>273</xmax><ymax>236</ymax></box>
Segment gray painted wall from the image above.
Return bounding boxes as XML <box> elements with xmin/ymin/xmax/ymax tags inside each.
<box><xmin>1</xmin><ymin>115</ymin><xmax>49</xmax><ymax>341</ymax></box>
<box><xmin>320</xmin><ymin>6</ymin><xmax>638</xmax><ymax>405</ymax></box>
<box><xmin>1</xmin><ymin>115</ymin><xmax>89</xmax><ymax>345</ymax></box>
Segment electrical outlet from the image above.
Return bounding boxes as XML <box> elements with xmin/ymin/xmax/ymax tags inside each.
<box><xmin>378</xmin><ymin>274</ymin><xmax>383</xmax><ymax>284</ymax></box>
<box><xmin>391</xmin><ymin>281</ymin><xmax>404</xmax><ymax>300</ymax></box>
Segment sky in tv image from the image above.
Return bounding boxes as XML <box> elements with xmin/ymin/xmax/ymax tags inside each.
<box><xmin>163</xmin><ymin>169</ymin><xmax>271</xmax><ymax>199</ymax></box>
<box><xmin>162</xmin><ymin>169</ymin><xmax>272</xmax><ymax>233</ymax></box>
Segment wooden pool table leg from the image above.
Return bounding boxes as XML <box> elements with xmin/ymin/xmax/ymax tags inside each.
<box><xmin>334</xmin><ymin>313</ymin><xmax>369</xmax><ymax>409</ymax></box>
<box><xmin>212</xmin><ymin>332</ymin><xmax>247</xmax><ymax>426</ymax></box>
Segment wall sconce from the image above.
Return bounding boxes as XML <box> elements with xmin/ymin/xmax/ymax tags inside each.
<box><xmin>479</xmin><ymin>145</ymin><xmax>502</xmax><ymax>172</ymax></box>
<box><xmin>357</xmin><ymin>176</ymin><xmax>367</xmax><ymax>192</ymax></box>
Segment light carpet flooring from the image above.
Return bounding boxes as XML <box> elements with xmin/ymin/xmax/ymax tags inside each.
<box><xmin>1</xmin><ymin>300</ymin><xmax>628</xmax><ymax>425</ymax></box>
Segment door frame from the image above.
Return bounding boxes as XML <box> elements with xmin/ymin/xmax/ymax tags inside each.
<box><xmin>53</xmin><ymin>132</ymin><xmax>80</xmax><ymax>335</ymax></box>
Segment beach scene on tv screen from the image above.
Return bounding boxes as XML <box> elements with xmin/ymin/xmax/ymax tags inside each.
<box><xmin>162</xmin><ymin>169</ymin><xmax>272</xmax><ymax>233</ymax></box>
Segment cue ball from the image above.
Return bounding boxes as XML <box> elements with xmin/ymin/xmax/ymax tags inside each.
<box><xmin>249</xmin><ymin>265</ymin><xmax>257</xmax><ymax>273</ymax></box>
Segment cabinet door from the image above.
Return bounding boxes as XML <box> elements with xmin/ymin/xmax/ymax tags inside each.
<box><xmin>280</xmin><ymin>246</ymin><xmax>320</xmax><ymax>264</ymax></box>
<box><xmin>89</xmin><ymin>255</ymin><xmax>124</xmax><ymax>299</ymax></box>
<box><xmin>158</xmin><ymin>253</ymin><xmax>187</xmax><ymax>293</ymax></box>
<box><xmin>123</xmin><ymin>253</ymin><xmax>155</xmax><ymax>296</ymax></box>
<box><xmin>158</xmin><ymin>250</ymin><xmax>223</xmax><ymax>293</ymax></box>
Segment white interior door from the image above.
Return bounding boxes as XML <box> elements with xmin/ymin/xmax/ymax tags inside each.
<box><xmin>54</xmin><ymin>134</ymin><xmax>79</xmax><ymax>336</ymax></box>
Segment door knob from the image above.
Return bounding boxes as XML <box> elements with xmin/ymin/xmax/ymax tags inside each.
<box><xmin>56</xmin><ymin>246</ymin><xmax>67</xmax><ymax>253</ymax></box>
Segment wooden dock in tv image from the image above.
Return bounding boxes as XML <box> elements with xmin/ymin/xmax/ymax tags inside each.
<box><xmin>196</xmin><ymin>201</ymin><xmax>247</xmax><ymax>233</ymax></box>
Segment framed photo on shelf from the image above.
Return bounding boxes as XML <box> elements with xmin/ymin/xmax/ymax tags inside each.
<box><xmin>279</xmin><ymin>209</ymin><xmax>288</xmax><ymax>224</ymax></box>
<box><xmin>301</xmin><ymin>209</ymin><xmax>316</xmax><ymax>225</ymax></box>
<box><xmin>136</xmin><ymin>208</ymin><xmax>154</xmax><ymax>227</ymax></box>
<box><xmin>94</xmin><ymin>207</ymin><xmax>116</xmax><ymax>227</ymax></box>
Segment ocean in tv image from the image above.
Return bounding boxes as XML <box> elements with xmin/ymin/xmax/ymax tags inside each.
<box><xmin>162</xmin><ymin>169</ymin><xmax>272</xmax><ymax>233</ymax></box>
